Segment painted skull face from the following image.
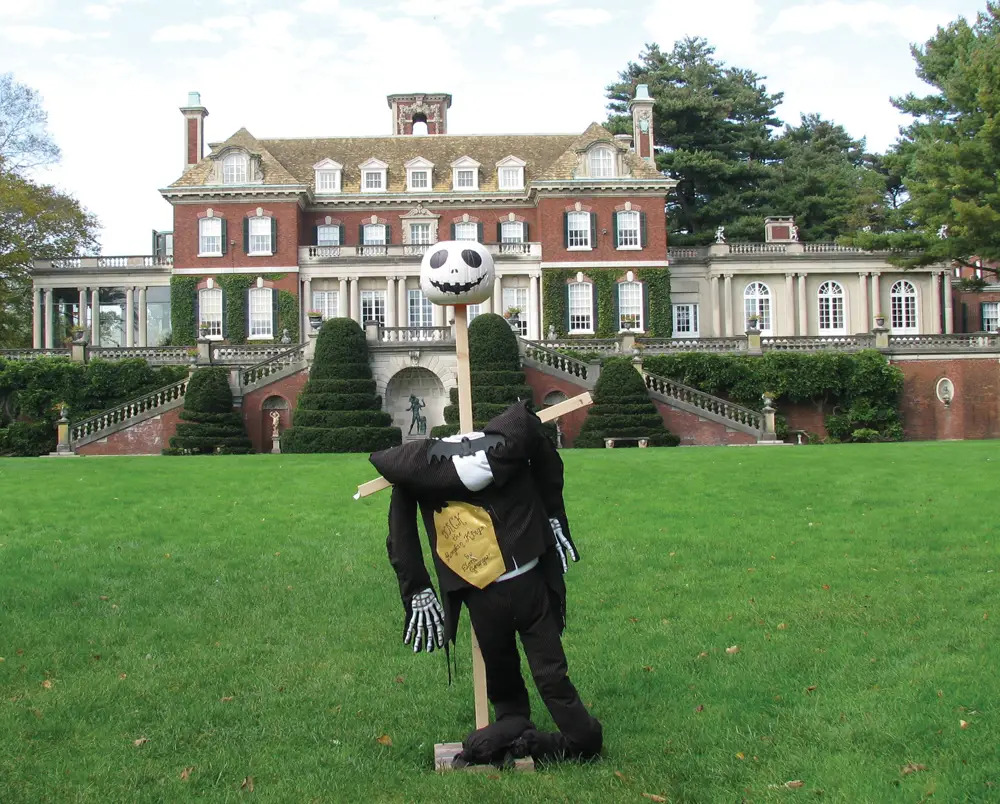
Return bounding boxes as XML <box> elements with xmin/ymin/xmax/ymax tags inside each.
<box><xmin>419</xmin><ymin>240</ymin><xmax>495</xmax><ymax>305</ymax></box>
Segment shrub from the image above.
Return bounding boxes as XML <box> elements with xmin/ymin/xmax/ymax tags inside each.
<box><xmin>167</xmin><ymin>367</ymin><xmax>253</xmax><ymax>455</ymax></box>
<box><xmin>575</xmin><ymin>358</ymin><xmax>679</xmax><ymax>448</ymax></box>
<box><xmin>283</xmin><ymin>318</ymin><xmax>401</xmax><ymax>452</ymax></box>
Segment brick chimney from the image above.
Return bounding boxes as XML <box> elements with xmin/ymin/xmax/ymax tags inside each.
<box><xmin>387</xmin><ymin>92</ymin><xmax>452</xmax><ymax>135</ymax></box>
<box><xmin>180</xmin><ymin>91</ymin><xmax>208</xmax><ymax>169</ymax></box>
<box><xmin>629</xmin><ymin>84</ymin><xmax>655</xmax><ymax>164</ymax></box>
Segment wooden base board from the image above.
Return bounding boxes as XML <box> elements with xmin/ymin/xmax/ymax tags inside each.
<box><xmin>434</xmin><ymin>742</ymin><xmax>534</xmax><ymax>772</ymax></box>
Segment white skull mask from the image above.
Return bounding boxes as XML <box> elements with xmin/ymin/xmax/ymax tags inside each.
<box><xmin>419</xmin><ymin>240</ymin><xmax>495</xmax><ymax>305</ymax></box>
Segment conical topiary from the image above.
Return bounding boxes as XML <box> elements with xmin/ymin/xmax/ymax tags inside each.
<box><xmin>166</xmin><ymin>366</ymin><xmax>253</xmax><ymax>454</ymax></box>
<box><xmin>574</xmin><ymin>357</ymin><xmax>679</xmax><ymax>448</ymax></box>
<box><xmin>282</xmin><ymin>318</ymin><xmax>401</xmax><ymax>452</ymax></box>
<box><xmin>430</xmin><ymin>313</ymin><xmax>534</xmax><ymax>437</ymax></box>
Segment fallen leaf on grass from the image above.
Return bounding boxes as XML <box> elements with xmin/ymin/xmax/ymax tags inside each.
<box><xmin>736</xmin><ymin>752</ymin><xmax>746</xmax><ymax>760</ymax></box>
<box><xmin>726</xmin><ymin>645</ymin><xmax>740</xmax><ymax>655</ymax></box>
<box><xmin>629</xmin><ymin>617</ymin><xmax>639</xmax><ymax>623</ymax></box>
<box><xmin>960</xmin><ymin>720</ymin><xmax>969</xmax><ymax>729</ymax></box>
<box><xmin>901</xmin><ymin>763</ymin><xmax>927</xmax><ymax>775</ymax></box>
<box><xmin>41</xmin><ymin>680</ymin><xmax>52</xmax><ymax>689</ymax></box>
<box><xmin>806</xmin><ymin>686</ymin><xmax>818</xmax><ymax>694</ymax></box>
<box><xmin>643</xmin><ymin>666</ymin><xmax>654</xmax><ymax>672</ymax></box>
<box><xmin>777</xmin><ymin>623</ymin><xmax>787</xmax><ymax>630</ymax></box>
<box><xmin>376</xmin><ymin>734</ymin><xmax>392</xmax><ymax>746</ymax></box>
<box><xmin>642</xmin><ymin>794</ymin><xmax>667</xmax><ymax>802</ymax></box>
<box><xmin>614</xmin><ymin>770</ymin><xmax>629</xmax><ymax>782</ymax></box>
<box><xmin>822</xmin><ymin>584</ymin><xmax>830</xmax><ymax>591</ymax></box>
<box><xmin>785</xmin><ymin>780</ymin><xmax>805</xmax><ymax>789</ymax></box>
<box><xmin>31</xmin><ymin>709</ymin><xmax>42</xmax><ymax>719</ymax></box>
<box><xmin>694</xmin><ymin>705</ymin><xmax>704</xmax><ymax>712</ymax></box>
<box><xmin>180</xmin><ymin>767</ymin><xmax>194</xmax><ymax>781</ymax></box>
<box><xmin>697</xmin><ymin>651</ymin><xmax>709</xmax><ymax>659</ymax></box>
<box><xmin>99</xmin><ymin>596</ymin><xmax>108</xmax><ymax>601</ymax></box>
<box><xmin>394</xmin><ymin>675</ymin><xmax>404</xmax><ymax>684</ymax></box>
<box><xmin>240</xmin><ymin>776</ymin><xmax>254</xmax><ymax>792</ymax></box>
<box><xmin>133</xmin><ymin>737</ymin><xmax>149</xmax><ymax>747</ymax></box>
<box><xmin>119</xmin><ymin>673</ymin><xmax>127</xmax><ymax>680</ymax></box>
<box><xmin>221</xmin><ymin>696</ymin><xmax>234</xmax><ymax>703</ymax></box>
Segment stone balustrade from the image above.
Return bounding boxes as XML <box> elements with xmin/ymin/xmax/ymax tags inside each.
<box><xmin>522</xmin><ymin>342</ymin><xmax>592</xmax><ymax>381</ymax></box>
<box><xmin>761</xmin><ymin>335</ymin><xmax>875</xmax><ymax>352</ymax></box>
<box><xmin>41</xmin><ymin>256</ymin><xmax>173</xmax><ymax>270</ymax></box>
<box><xmin>636</xmin><ymin>337</ymin><xmax>748</xmax><ymax>353</ymax></box>
<box><xmin>888</xmin><ymin>333</ymin><xmax>1000</xmax><ymax>350</ymax></box>
<box><xmin>728</xmin><ymin>242</ymin><xmax>788</xmax><ymax>255</ymax></box>
<box><xmin>379</xmin><ymin>326</ymin><xmax>453</xmax><ymax>343</ymax></box>
<box><xmin>299</xmin><ymin>242</ymin><xmax>541</xmax><ymax>264</ymax></box>
<box><xmin>212</xmin><ymin>344</ymin><xmax>294</xmax><ymax>364</ymax></box>
<box><xmin>90</xmin><ymin>346</ymin><xmax>192</xmax><ymax>365</ymax></box>
<box><xmin>0</xmin><ymin>348</ymin><xmax>71</xmax><ymax>360</ymax></box>
<box><xmin>642</xmin><ymin>370</ymin><xmax>763</xmax><ymax>435</ymax></box>
<box><xmin>71</xmin><ymin>377</ymin><xmax>188</xmax><ymax>443</ymax></box>
<box><xmin>240</xmin><ymin>345</ymin><xmax>307</xmax><ymax>388</ymax></box>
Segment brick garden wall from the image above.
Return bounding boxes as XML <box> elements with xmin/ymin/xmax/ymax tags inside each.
<box><xmin>894</xmin><ymin>358</ymin><xmax>1000</xmax><ymax>440</ymax></box>
<box><xmin>241</xmin><ymin>369</ymin><xmax>310</xmax><ymax>453</ymax></box>
<box><xmin>77</xmin><ymin>407</ymin><xmax>183</xmax><ymax>456</ymax></box>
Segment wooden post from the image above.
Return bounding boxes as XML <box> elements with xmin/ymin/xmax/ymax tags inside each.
<box><xmin>453</xmin><ymin>304</ymin><xmax>490</xmax><ymax>730</ymax></box>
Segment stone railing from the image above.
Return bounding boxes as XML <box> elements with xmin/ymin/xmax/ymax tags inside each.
<box><xmin>71</xmin><ymin>376</ymin><xmax>188</xmax><ymax>443</ymax></box>
<box><xmin>522</xmin><ymin>341</ymin><xmax>591</xmax><ymax>382</ymax></box>
<box><xmin>636</xmin><ymin>337</ymin><xmax>748</xmax><ymax>353</ymax></box>
<box><xmin>212</xmin><ymin>343</ymin><xmax>297</xmax><ymax>364</ymax></box>
<box><xmin>379</xmin><ymin>326</ymin><xmax>453</xmax><ymax>343</ymax></box>
<box><xmin>667</xmin><ymin>247</ymin><xmax>707</xmax><ymax>260</ymax></box>
<box><xmin>761</xmin><ymin>335</ymin><xmax>875</xmax><ymax>352</ymax></box>
<box><xmin>0</xmin><ymin>348</ymin><xmax>71</xmax><ymax>360</ymax></box>
<box><xmin>801</xmin><ymin>242</ymin><xmax>867</xmax><ymax>253</ymax></box>
<box><xmin>888</xmin><ymin>333</ymin><xmax>1000</xmax><ymax>350</ymax></box>
<box><xmin>90</xmin><ymin>346</ymin><xmax>191</xmax><ymax>365</ymax></box>
<box><xmin>45</xmin><ymin>255</ymin><xmax>173</xmax><ymax>270</ymax></box>
<box><xmin>728</xmin><ymin>242</ymin><xmax>788</xmax><ymax>255</ymax></box>
<box><xmin>299</xmin><ymin>242</ymin><xmax>541</xmax><ymax>263</ymax></box>
<box><xmin>643</xmin><ymin>370</ymin><xmax>763</xmax><ymax>434</ymax></box>
<box><xmin>534</xmin><ymin>338</ymin><xmax>621</xmax><ymax>353</ymax></box>
<box><xmin>240</xmin><ymin>344</ymin><xmax>307</xmax><ymax>387</ymax></box>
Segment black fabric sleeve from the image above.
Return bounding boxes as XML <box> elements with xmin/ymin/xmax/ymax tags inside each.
<box><xmin>386</xmin><ymin>485</ymin><xmax>435</xmax><ymax>626</ymax></box>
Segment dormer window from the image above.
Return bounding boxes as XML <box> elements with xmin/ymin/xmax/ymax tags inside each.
<box><xmin>451</xmin><ymin>156</ymin><xmax>480</xmax><ymax>191</ymax></box>
<box><xmin>360</xmin><ymin>158</ymin><xmax>388</xmax><ymax>193</ymax></box>
<box><xmin>405</xmin><ymin>157</ymin><xmax>434</xmax><ymax>192</ymax></box>
<box><xmin>588</xmin><ymin>146</ymin><xmax>615</xmax><ymax>178</ymax></box>
<box><xmin>496</xmin><ymin>155</ymin><xmax>526</xmax><ymax>191</ymax></box>
<box><xmin>313</xmin><ymin>159</ymin><xmax>342</xmax><ymax>194</ymax></box>
<box><xmin>222</xmin><ymin>152</ymin><xmax>248</xmax><ymax>184</ymax></box>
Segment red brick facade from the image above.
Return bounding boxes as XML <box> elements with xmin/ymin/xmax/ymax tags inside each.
<box><xmin>895</xmin><ymin>358</ymin><xmax>1000</xmax><ymax>440</ymax></box>
<box><xmin>537</xmin><ymin>196</ymin><xmax>667</xmax><ymax>263</ymax></box>
<box><xmin>173</xmin><ymin>201</ymin><xmax>302</xmax><ymax>269</ymax></box>
<box><xmin>242</xmin><ymin>369</ymin><xmax>309</xmax><ymax>452</ymax></box>
<box><xmin>77</xmin><ymin>407</ymin><xmax>183</xmax><ymax>456</ymax></box>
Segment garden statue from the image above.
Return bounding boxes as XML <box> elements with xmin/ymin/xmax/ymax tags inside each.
<box><xmin>715</xmin><ymin>225</ymin><xmax>726</xmax><ymax>244</ymax></box>
<box><xmin>789</xmin><ymin>223</ymin><xmax>799</xmax><ymax>242</ymax></box>
<box><xmin>406</xmin><ymin>394</ymin><xmax>427</xmax><ymax>435</ymax></box>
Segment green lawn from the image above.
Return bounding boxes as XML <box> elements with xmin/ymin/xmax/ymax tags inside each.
<box><xmin>0</xmin><ymin>442</ymin><xmax>997</xmax><ymax>803</ymax></box>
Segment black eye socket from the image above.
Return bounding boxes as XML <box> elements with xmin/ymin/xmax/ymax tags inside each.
<box><xmin>461</xmin><ymin>249</ymin><xmax>483</xmax><ymax>269</ymax></box>
<box><xmin>429</xmin><ymin>249</ymin><xmax>449</xmax><ymax>269</ymax></box>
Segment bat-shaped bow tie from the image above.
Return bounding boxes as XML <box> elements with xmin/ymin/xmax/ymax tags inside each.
<box><xmin>426</xmin><ymin>433</ymin><xmax>506</xmax><ymax>463</ymax></box>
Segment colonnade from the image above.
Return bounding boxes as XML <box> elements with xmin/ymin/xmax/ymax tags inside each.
<box><xmin>32</xmin><ymin>284</ymin><xmax>155</xmax><ymax>349</ymax></box>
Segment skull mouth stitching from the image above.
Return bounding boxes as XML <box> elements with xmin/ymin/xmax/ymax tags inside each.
<box><xmin>429</xmin><ymin>274</ymin><xmax>487</xmax><ymax>295</ymax></box>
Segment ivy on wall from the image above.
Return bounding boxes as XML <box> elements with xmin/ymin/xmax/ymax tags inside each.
<box><xmin>278</xmin><ymin>290</ymin><xmax>299</xmax><ymax>342</ymax></box>
<box><xmin>169</xmin><ymin>276</ymin><xmax>197</xmax><ymax>345</ymax></box>
<box><xmin>542</xmin><ymin>267</ymin><xmax>673</xmax><ymax>338</ymax></box>
<box><xmin>217</xmin><ymin>274</ymin><xmax>254</xmax><ymax>344</ymax></box>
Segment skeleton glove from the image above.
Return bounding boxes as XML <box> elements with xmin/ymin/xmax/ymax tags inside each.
<box><xmin>549</xmin><ymin>517</ymin><xmax>579</xmax><ymax>574</ymax></box>
<box><xmin>405</xmin><ymin>588</ymin><xmax>445</xmax><ymax>653</ymax></box>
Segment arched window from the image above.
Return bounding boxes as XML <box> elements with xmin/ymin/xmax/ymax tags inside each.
<box><xmin>743</xmin><ymin>282</ymin><xmax>772</xmax><ymax>334</ymax></box>
<box><xmin>890</xmin><ymin>280</ymin><xmax>918</xmax><ymax>332</ymax></box>
<box><xmin>617</xmin><ymin>281</ymin><xmax>643</xmax><ymax>331</ymax></box>
<box><xmin>588</xmin><ymin>146</ymin><xmax>615</xmax><ymax>178</ymax></box>
<box><xmin>222</xmin><ymin>152</ymin><xmax>248</xmax><ymax>184</ymax></box>
<box><xmin>817</xmin><ymin>281</ymin><xmax>846</xmax><ymax>334</ymax></box>
<box><xmin>198</xmin><ymin>288</ymin><xmax>223</xmax><ymax>339</ymax></box>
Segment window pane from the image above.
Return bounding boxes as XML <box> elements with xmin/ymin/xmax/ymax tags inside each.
<box><xmin>501</xmin><ymin>221</ymin><xmax>524</xmax><ymax>243</ymax></box>
<box><xmin>249</xmin><ymin>288</ymin><xmax>273</xmax><ymax>337</ymax></box>
<box><xmin>408</xmin><ymin>289</ymin><xmax>433</xmax><ymax>327</ymax></box>
<box><xmin>361</xmin><ymin>290</ymin><xmax>386</xmax><ymax>325</ymax></box>
<box><xmin>568</xmin><ymin>282</ymin><xmax>592</xmax><ymax>332</ymax></box>
<box><xmin>453</xmin><ymin>222</ymin><xmax>477</xmax><ymax>240</ymax></box>
<box><xmin>249</xmin><ymin>217</ymin><xmax>271</xmax><ymax>254</ymax></box>
<box><xmin>456</xmin><ymin>169</ymin><xmax>475</xmax><ymax>188</ymax></box>
<box><xmin>198</xmin><ymin>289</ymin><xmax>223</xmax><ymax>338</ymax></box>
<box><xmin>617</xmin><ymin>211</ymin><xmax>640</xmax><ymax>248</ymax></box>
<box><xmin>312</xmin><ymin>290</ymin><xmax>339</xmax><ymax>319</ymax></box>
<box><xmin>363</xmin><ymin>224</ymin><xmax>386</xmax><ymax>245</ymax></box>
<box><xmin>983</xmin><ymin>302</ymin><xmax>999</xmax><ymax>332</ymax></box>
<box><xmin>890</xmin><ymin>281</ymin><xmax>917</xmax><ymax>330</ymax></box>
<box><xmin>499</xmin><ymin>166</ymin><xmax>521</xmax><ymax>189</ymax></box>
<box><xmin>410</xmin><ymin>170</ymin><xmax>428</xmax><ymax>189</ymax></box>
<box><xmin>618</xmin><ymin>281</ymin><xmax>642</xmax><ymax>330</ymax></box>
<box><xmin>409</xmin><ymin>222</ymin><xmax>431</xmax><ymax>244</ymax></box>
<box><xmin>317</xmin><ymin>170</ymin><xmax>337</xmax><ymax>191</ymax></box>
<box><xmin>818</xmin><ymin>281</ymin><xmax>845</xmax><ymax>332</ymax></box>
<box><xmin>223</xmin><ymin>155</ymin><xmax>247</xmax><ymax>184</ymax></box>
<box><xmin>199</xmin><ymin>218</ymin><xmax>221</xmax><ymax>255</ymax></box>
<box><xmin>364</xmin><ymin>171</ymin><xmax>383</xmax><ymax>190</ymax></box>
<box><xmin>317</xmin><ymin>225</ymin><xmax>340</xmax><ymax>246</ymax></box>
<box><xmin>567</xmin><ymin>212</ymin><xmax>590</xmax><ymax>248</ymax></box>
<box><xmin>673</xmin><ymin>303</ymin><xmax>699</xmax><ymax>336</ymax></box>
<box><xmin>743</xmin><ymin>282</ymin><xmax>772</xmax><ymax>332</ymax></box>
<box><xmin>589</xmin><ymin>148</ymin><xmax>614</xmax><ymax>178</ymax></box>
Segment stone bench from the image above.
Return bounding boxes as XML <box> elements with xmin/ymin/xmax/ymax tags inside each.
<box><xmin>603</xmin><ymin>437</ymin><xmax>650</xmax><ymax>448</ymax></box>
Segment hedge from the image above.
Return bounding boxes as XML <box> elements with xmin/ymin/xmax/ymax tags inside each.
<box><xmin>303</xmin><ymin>378</ymin><xmax>377</xmax><ymax>395</ymax></box>
<box><xmin>167</xmin><ymin>366</ymin><xmax>253</xmax><ymax>455</ymax></box>
<box><xmin>290</xmin><ymin>409</ymin><xmax>393</xmax><ymax>429</ymax></box>
<box><xmin>281</xmin><ymin>426</ymin><xmax>402</xmax><ymax>453</ymax></box>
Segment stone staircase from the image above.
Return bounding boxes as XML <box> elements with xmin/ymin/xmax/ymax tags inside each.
<box><xmin>521</xmin><ymin>340</ymin><xmax>766</xmax><ymax>440</ymax></box>
<box><xmin>70</xmin><ymin>344</ymin><xmax>308</xmax><ymax>450</ymax></box>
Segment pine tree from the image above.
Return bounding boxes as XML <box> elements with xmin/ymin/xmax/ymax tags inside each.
<box><xmin>167</xmin><ymin>367</ymin><xmax>253</xmax><ymax>454</ymax></box>
<box><xmin>574</xmin><ymin>358</ymin><xmax>678</xmax><ymax>448</ymax></box>
<box><xmin>281</xmin><ymin>318</ymin><xmax>401</xmax><ymax>452</ymax></box>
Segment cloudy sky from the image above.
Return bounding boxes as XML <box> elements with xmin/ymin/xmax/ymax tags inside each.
<box><xmin>0</xmin><ymin>0</ymin><xmax>987</xmax><ymax>254</ymax></box>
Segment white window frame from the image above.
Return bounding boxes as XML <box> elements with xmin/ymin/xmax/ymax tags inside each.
<box><xmin>198</xmin><ymin>288</ymin><xmax>223</xmax><ymax>340</ymax></box>
<box><xmin>408</xmin><ymin>169</ymin><xmax>429</xmax><ymax>191</ymax></box>
<box><xmin>498</xmin><ymin>166</ymin><xmax>523</xmax><ymax>190</ymax></box>
<box><xmin>500</xmin><ymin>221</ymin><xmax>524</xmax><ymax>243</ymax></box>
<box><xmin>982</xmin><ymin>301</ymin><xmax>999</xmax><ymax>332</ymax></box>
<box><xmin>199</xmin><ymin>217</ymin><xmax>222</xmax><ymax>257</ymax></box>
<box><xmin>743</xmin><ymin>282</ymin><xmax>772</xmax><ymax>335</ymax></box>
<box><xmin>222</xmin><ymin>152</ymin><xmax>248</xmax><ymax>184</ymax></box>
<box><xmin>313</xmin><ymin>159</ymin><xmax>343</xmax><ymax>195</ymax></box>
<box><xmin>408</xmin><ymin>222</ymin><xmax>432</xmax><ymax>245</ymax></box>
<box><xmin>567</xmin><ymin>211</ymin><xmax>591</xmax><ymax>250</ymax></box>
<box><xmin>672</xmin><ymin>303</ymin><xmax>700</xmax><ymax>338</ymax></box>
<box><xmin>817</xmin><ymin>281</ymin><xmax>847</xmax><ymax>335</ymax></box>
<box><xmin>502</xmin><ymin>287</ymin><xmax>529</xmax><ymax>337</ymax></box>
<box><xmin>363</xmin><ymin>224</ymin><xmax>387</xmax><ymax>245</ymax></box>
<box><xmin>317</xmin><ymin>225</ymin><xmax>340</xmax><ymax>246</ymax></box>
<box><xmin>456</xmin><ymin>169</ymin><xmax>475</xmax><ymax>189</ymax></box>
<box><xmin>408</xmin><ymin>289</ymin><xmax>433</xmax><ymax>328</ymax></box>
<box><xmin>616</xmin><ymin>210</ymin><xmax>641</xmax><ymax>250</ymax></box>
<box><xmin>360</xmin><ymin>289</ymin><xmax>387</xmax><ymax>326</ymax></box>
<box><xmin>588</xmin><ymin>146</ymin><xmax>615</xmax><ymax>178</ymax></box>
<box><xmin>618</xmin><ymin>281</ymin><xmax>644</xmax><ymax>332</ymax></box>
<box><xmin>890</xmin><ymin>280</ymin><xmax>918</xmax><ymax>333</ymax></box>
<box><xmin>312</xmin><ymin>290</ymin><xmax>339</xmax><ymax>320</ymax></box>
<box><xmin>363</xmin><ymin>170</ymin><xmax>384</xmax><ymax>191</ymax></box>
<box><xmin>453</xmin><ymin>221</ymin><xmax>478</xmax><ymax>241</ymax></box>
<box><xmin>248</xmin><ymin>287</ymin><xmax>273</xmax><ymax>340</ymax></box>
<box><xmin>451</xmin><ymin>157</ymin><xmax>481</xmax><ymax>191</ymax></box>
<box><xmin>248</xmin><ymin>216</ymin><xmax>272</xmax><ymax>256</ymax></box>
<box><xmin>568</xmin><ymin>282</ymin><xmax>594</xmax><ymax>334</ymax></box>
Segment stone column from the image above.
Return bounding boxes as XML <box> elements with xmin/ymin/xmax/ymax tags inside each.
<box><xmin>338</xmin><ymin>278</ymin><xmax>348</xmax><ymax>318</ymax></box>
<box><xmin>78</xmin><ymin>287</ymin><xmax>88</xmax><ymax>329</ymax></box>
<box><xmin>871</xmin><ymin>272</ymin><xmax>882</xmax><ymax>325</ymax></box>
<box><xmin>398</xmin><ymin>276</ymin><xmax>408</xmax><ymax>327</ymax></box>
<box><xmin>797</xmin><ymin>273</ymin><xmax>808</xmax><ymax>336</ymax></box>
<box><xmin>723</xmin><ymin>274</ymin><xmax>733</xmax><ymax>337</ymax></box>
<box><xmin>493</xmin><ymin>273</ymin><xmax>503</xmax><ymax>314</ymax></box>
<box><xmin>944</xmin><ymin>272</ymin><xmax>954</xmax><ymax>334</ymax></box>
<box><xmin>386</xmin><ymin>277</ymin><xmax>397</xmax><ymax>328</ymax></box>
<box><xmin>301</xmin><ymin>278</ymin><xmax>312</xmax><ymax>341</ymax></box>
<box><xmin>138</xmin><ymin>287</ymin><xmax>147</xmax><ymax>347</ymax></box>
<box><xmin>125</xmin><ymin>286</ymin><xmax>135</xmax><ymax>347</ymax></box>
<box><xmin>43</xmin><ymin>288</ymin><xmax>54</xmax><ymax>348</ymax></box>
<box><xmin>930</xmin><ymin>271</ymin><xmax>942</xmax><ymax>334</ymax></box>
<box><xmin>32</xmin><ymin>287</ymin><xmax>42</xmax><ymax>348</ymax></box>
<box><xmin>349</xmin><ymin>277</ymin><xmax>360</xmax><ymax>324</ymax></box>
<box><xmin>784</xmin><ymin>274</ymin><xmax>795</xmax><ymax>336</ymax></box>
<box><xmin>90</xmin><ymin>289</ymin><xmax>100</xmax><ymax>345</ymax></box>
<box><xmin>858</xmin><ymin>272</ymin><xmax>869</xmax><ymax>333</ymax></box>
<box><xmin>432</xmin><ymin>300</ymin><xmax>445</xmax><ymax>327</ymax></box>
<box><xmin>710</xmin><ymin>275</ymin><xmax>721</xmax><ymax>337</ymax></box>
<box><xmin>528</xmin><ymin>274</ymin><xmax>540</xmax><ymax>340</ymax></box>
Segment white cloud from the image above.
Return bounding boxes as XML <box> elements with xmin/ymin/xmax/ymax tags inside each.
<box><xmin>0</xmin><ymin>25</ymin><xmax>85</xmax><ymax>45</ymax></box>
<box><xmin>0</xmin><ymin>0</ymin><xmax>48</xmax><ymax>19</ymax></box>
<box><xmin>151</xmin><ymin>24</ymin><xmax>223</xmax><ymax>42</ymax></box>
<box><xmin>769</xmin><ymin>2</ymin><xmax>948</xmax><ymax>41</ymax></box>
<box><xmin>544</xmin><ymin>8</ymin><xmax>611</xmax><ymax>26</ymax></box>
<box><xmin>644</xmin><ymin>0</ymin><xmax>765</xmax><ymax>63</ymax></box>
<box><xmin>85</xmin><ymin>5</ymin><xmax>115</xmax><ymax>19</ymax></box>
<box><xmin>393</xmin><ymin>0</ymin><xmax>563</xmax><ymax>30</ymax></box>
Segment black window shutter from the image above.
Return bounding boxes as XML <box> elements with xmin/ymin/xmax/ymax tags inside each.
<box><xmin>613</xmin><ymin>282</ymin><xmax>621</xmax><ymax>331</ymax></box>
<box><xmin>477</xmin><ymin>222</ymin><xmax>484</xmax><ymax>242</ymax></box>
<box><xmin>496</xmin><ymin>221</ymin><xmax>503</xmax><ymax>241</ymax></box>
<box><xmin>591</xmin><ymin>281</ymin><xmax>598</xmax><ymax>331</ymax></box>
<box><xmin>640</xmin><ymin>212</ymin><xmax>648</xmax><ymax>248</ymax></box>
<box><xmin>221</xmin><ymin>289</ymin><xmax>228</xmax><ymax>339</ymax></box>
<box><xmin>642</xmin><ymin>282</ymin><xmax>649</xmax><ymax>333</ymax></box>
<box><xmin>338</xmin><ymin>224</ymin><xmax>345</xmax><ymax>245</ymax></box>
<box><xmin>193</xmin><ymin>291</ymin><xmax>200</xmax><ymax>338</ymax></box>
<box><xmin>358</xmin><ymin>223</ymin><xmax>365</xmax><ymax>244</ymax></box>
<box><xmin>522</xmin><ymin>221</ymin><xmax>529</xmax><ymax>242</ymax></box>
<box><xmin>384</xmin><ymin>224</ymin><xmax>391</xmax><ymax>244</ymax></box>
<box><xmin>612</xmin><ymin>211</ymin><xmax>619</xmax><ymax>249</ymax></box>
<box><xmin>271</xmin><ymin>217</ymin><xmax>277</xmax><ymax>253</ymax></box>
<box><xmin>980</xmin><ymin>302</ymin><xmax>986</xmax><ymax>331</ymax></box>
<box><xmin>243</xmin><ymin>217</ymin><xmax>250</xmax><ymax>253</ymax></box>
<box><xmin>314</xmin><ymin>224</ymin><xmax>319</xmax><ymax>245</ymax></box>
<box><xmin>450</xmin><ymin>223</ymin><xmax>456</xmax><ymax>239</ymax></box>
<box><xmin>271</xmin><ymin>288</ymin><xmax>279</xmax><ymax>336</ymax></box>
<box><xmin>563</xmin><ymin>213</ymin><xmax>569</xmax><ymax>248</ymax></box>
<box><xmin>220</xmin><ymin>219</ymin><xmax>228</xmax><ymax>255</ymax></box>
<box><xmin>590</xmin><ymin>213</ymin><xmax>597</xmax><ymax>249</ymax></box>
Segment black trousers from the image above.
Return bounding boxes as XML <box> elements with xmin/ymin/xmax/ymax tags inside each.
<box><xmin>460</xmin><ymin>566</ymin><xmax>602</xmax><ymax>759</ymax></box>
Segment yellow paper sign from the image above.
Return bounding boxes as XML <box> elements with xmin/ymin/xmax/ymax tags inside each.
<box><xmin>434</xmin><ymin>501</ymin><xmax>505</xmax><ymax>589</ymax></box>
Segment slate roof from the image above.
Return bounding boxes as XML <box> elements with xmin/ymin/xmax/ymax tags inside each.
<box><xmin>167</xmin><ymin>121</ymin><xmax>664</xmax><ymax>193</ymax></box>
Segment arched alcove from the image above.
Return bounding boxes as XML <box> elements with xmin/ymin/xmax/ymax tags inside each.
<box><xmin>385</xmin><ymin>367</ymin><xmax>445</xmax><ymax>438</ymax></box>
